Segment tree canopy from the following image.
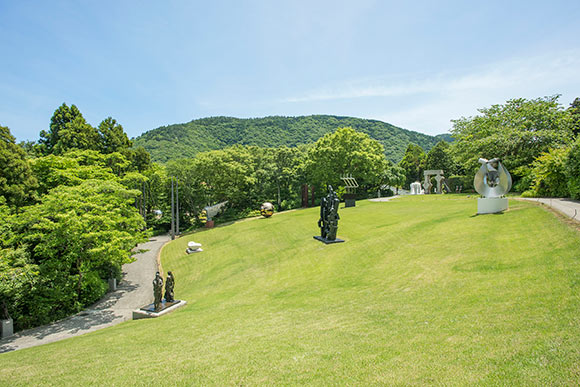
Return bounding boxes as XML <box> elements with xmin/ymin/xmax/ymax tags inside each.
<box><xmin>306</xmin><ymin>127</ymin><xmax>387</xmax><ymax>193</ymax></box>
<box><xmin>451</xmin><ymin>96</ymin><xmax>574</xmax><ymax>177</ymax></box>
<box><xmin>0</xmin><ymin>125</ymin><xmax>38</xmax><ymax>207</ymax></box>
<box><xmin>398</xmin><ymin>143</ymin><xmax>426</xmax><ymax>187</ymax></box>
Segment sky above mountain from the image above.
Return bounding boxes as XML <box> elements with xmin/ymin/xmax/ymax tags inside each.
<box><xmin>2</xmin><ymin>0</ymin><xmax>580</xmax><ymax>141</ymax></box>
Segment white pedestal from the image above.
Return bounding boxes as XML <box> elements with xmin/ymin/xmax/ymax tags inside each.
<box><xmin>477</xmin><ymin>197</ymin><xmax>508</xmax><ymax>214</ymax></box>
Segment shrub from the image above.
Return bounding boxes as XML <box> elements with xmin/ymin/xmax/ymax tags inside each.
<box><xmin>566</xmin><ymin>138</ymin><xmax>580</xmax><ymax>199</ymax></box>
<box><xmin>524</xmin><ymin>147</ymin><xmax>570</xmax><ymax>198</ymax></box>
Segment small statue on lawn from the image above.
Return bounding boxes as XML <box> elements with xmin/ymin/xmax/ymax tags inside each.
<box><xmin>153</xmin><ymin>271</ymin><xmax>164</xmax><ymax>311</ymax></box>
<box><xmin>164</xmin><ymin>271</ymin><xmax>175</xmax><ymax>303</ymax></box>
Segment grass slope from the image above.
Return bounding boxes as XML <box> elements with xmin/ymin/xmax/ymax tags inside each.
<box><xmin>1</xmin><ymin>196</ymin><xmax>580</xmax><ymax>385</ymax></box>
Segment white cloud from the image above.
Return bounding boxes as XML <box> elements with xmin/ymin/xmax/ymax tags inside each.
<box><xmin>283</xmin><ymin>49</ymin><xmax>580</xmax><ymax>135</ymax></box>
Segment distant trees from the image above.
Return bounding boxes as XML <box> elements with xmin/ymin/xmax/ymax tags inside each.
<box><xmin>133</xmin><ymin>115</ymin><xmax>445</xmax><ymax>163</ymax></box>
<box><xmin>39</xmin><ymin>103</ymin><xmax>136</xmax><ymax>157</ymax></box>
<box><xmin>451</xmin><ymin>96</ymin><xmax>574</xmax><ymax>188</ymax></box>
<box><xmin>398</xmin><ymin>143</ymin><xmax>426</xmax><ymax>188</ymax></box>
<box><xmin>98</xmin><ymin>117</ymin><xmax>132</xmax><ymax>153</ymax></box>
<box><xmin>0</xmin><ymin>126</ymin><xmax>38</xmax><ymax>207</ymax></box>
<box><xmin>425</xmin><ymin>140</ymin><xmax>457</xmax><ymax>175</ymax></box>
<box><xmin>306</xmin><ymin>127</ymin><xmax>387</xmax><ymax>194</ymax></box>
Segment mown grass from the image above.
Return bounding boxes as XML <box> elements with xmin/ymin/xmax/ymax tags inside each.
<box><xmin>1</xmin><ymin>195</ymin><xmax>580</xmax><ymax>385</ymax></box>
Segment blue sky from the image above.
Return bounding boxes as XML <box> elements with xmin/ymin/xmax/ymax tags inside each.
<box><xmin>2</xmin><ymin>0</ymin><xmax>580</xmax><ymax>142</ymax></box>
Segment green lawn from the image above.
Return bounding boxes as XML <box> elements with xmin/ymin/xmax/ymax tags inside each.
<box><xmin>2</xmin><ymin>196</ymin><xmax>580</xmax><ymax>385</ymax></box>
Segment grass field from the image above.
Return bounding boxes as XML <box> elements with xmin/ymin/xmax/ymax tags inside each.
<box><xmin>1</xmin><ymin>195</ymin><xmax>580</xmax><ymax>385</ymax></box>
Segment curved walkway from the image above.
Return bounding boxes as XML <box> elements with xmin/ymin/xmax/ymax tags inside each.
<box><xmin>0</xmin><ymin>235</ymin><xmax>171</xmax><ymax>354</ymax></box>
<box><xmin>518</xmin><ymin>197</ymin><xmax>580</xmax><ymax>222</ymax></box>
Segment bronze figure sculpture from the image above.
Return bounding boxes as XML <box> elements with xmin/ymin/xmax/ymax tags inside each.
<box><xmin>153</xmin><ymin>271</ymin><xmax>164</xmax><ymax>311</ymax></box>
<box><xmin>164</xmin><ymin>271</ymin><xmax>175</xmax><ymax>303</ymax></box>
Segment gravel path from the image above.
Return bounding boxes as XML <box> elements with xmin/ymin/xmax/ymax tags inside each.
<box><xmin>518</xmin><ymin>197</ymin><xmax>580</xmax><ymax>222</ymax></box>
<box><xmin>0</xmin><ymin>235</ymin><xmax>171</xmax><ymax>354</ymax></box>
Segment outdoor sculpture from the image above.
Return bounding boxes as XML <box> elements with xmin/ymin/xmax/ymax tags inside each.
<box><xmin>134</xmin><ymin>271</ymin><xmax>185</xmax><ymax>319</ymax></box>
<box><xmin>164</xmin><ymin>271</ymin><xmax>175</xmax><ymax>303</ymax></box>
<box><xmin>153</xmin><ymin>271</ymin><xmax>164</xmax><ymax>312</ymax></box>
<box><xmin>186</xmin><ymin>241</ymin><xmax>203</xmax><ymax>253</ymax></box>
<box><xmin>314</xmin><ymin>185</ymin><xmax>344</xmax><ymax>244</ymax></box>
<box><xmin>410</xmin><ymin>181</ymin><xmax>422</xmax><ymax>195</ymax></box>
<box><xmin>474</xmin><ymin>157</ymin><xmax>512</xmax><ymax>214</ymax></box>
<box><xmin>260</xmin><ymin>202</ymin><xmax>274</xmax><ymax>217</ymax></box>
<box><xmin>341</xmin><ymin>174</ymin><xmax>359</xmax><ymax>207</ymax></box>
<box><xmin>423</xmin><ymin>170</ymin><xmax>446</xmax><ymax>194</ymax></box>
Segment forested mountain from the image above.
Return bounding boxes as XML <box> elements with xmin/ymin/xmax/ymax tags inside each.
<box><xmin>133</xmin><ymin>115</ymin><xmax>450</xmax><ymax>163</ymax></box>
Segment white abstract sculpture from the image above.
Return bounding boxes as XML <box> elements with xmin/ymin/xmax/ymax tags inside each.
<box><xmin>410</xmin><ymin>181</ymin><xmax>422</xmax><ymax>195</ymax></box>
<box><xmin>474</xmin><ymin>158</ymin><xmax>512</xmax><ymax>214</ymax></box>
<box><xmin>186</xmin><ymin>241</ymin><xmax>203</xmax><ymax>254</ymax></box>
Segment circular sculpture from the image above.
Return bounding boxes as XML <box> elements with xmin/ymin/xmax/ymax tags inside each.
<box><xmin>474</xmin><ymin>158</ymin><xmax>512</xmax><ymax>198</ymax></box>
<box><xmin>260</xmin><ymin>202</ymin><xmax>274</xmax><ymax>218</ymax></box>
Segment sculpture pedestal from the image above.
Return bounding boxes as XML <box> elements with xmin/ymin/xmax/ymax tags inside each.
<box><xmin>313</xmin><ymin>236</ymin><xmax>345</xmax><ymax>244</ymax></box>
<box><xmin>132</xmin><ymin>300</ymin><xmax>187</xmax><ymax>320</ymax></box>
<box><xmin>343</xmin><ymin>194</ymin><xmax>356</xmax><ymax>208</ymax></box>
<box><xmin>477</xmin><ymin>197</ymin><xmax>508</xmax><ymax>214</ymax></box>
<box><xmin>1</xmin><ymin>318</ymin><xmax>13</xmax><ymax>338</ymax></box>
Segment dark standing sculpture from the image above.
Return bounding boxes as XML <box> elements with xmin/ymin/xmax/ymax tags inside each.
<box><xmin>314</xmin><ymin>185</ymin><xmax>344</xmax><ymax>244</ymax></box>
<box><xmin>153</xmin><ymin>271</ymin><xmax>164</xmax><ymax>311</ymax></box>
<box><xmin>164</xmin><ymin>271</ymin><xmax>175</xmax><ymax>303</ymax></box>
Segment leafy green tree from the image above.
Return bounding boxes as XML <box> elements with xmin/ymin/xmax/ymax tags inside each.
<box><xmin>306</xmin><ymin>127</ymin><xmax>386</xmax><ymax>194</ymax></box>
<box><xmin>523</xmin><ymin>147</ymin><xmax>570</xmax><ymax>198</ymax></box>
<box><xmin>565</xmin><ymin>137</ymin><xmax>580</xmax><ymax>199</ymax></box>
<box><xmin>425</xmin><ymin>140</ymin><xmax>457</xmax><ymax>175</ymax></box>
<box><xmin>9</xmin><ymin>180</ymin><xmax>146</xmax><ymax>328</ymax></box>
<box><xmin>123</xmin><ymin>146</ymin><xmax>152</xmax><ymax>172</ymax></box>
<box><xmin>31</xmin><ymin>151</ymin><xmax>118</xmax><ymax>195</ymax></box>
<box><xmin>39</xmin><ymin>103</ymin><xmax>101</xmax><ymax>155</ymax></box>
<box><xmin>98</xmin><ymin>117</ymin><xmax>132</xmax><ymax>153</ymax></box>
<box><xmin>569</xmin><ymin>97</ymin><xmax>580</xmax><ymax>138</ymax></box>
<box><xmin>451</xmin><ymin>96</ymin><xmax>574</xmax><ymax>178</ymax></box>
<box><xmin>398</xmin><ymin>143</ymin><xmax>426</xmax><ymax>188</ymax></box>
<box><xmin>0</xmin><ymin>125</ymin><xmax>38</xmax><ymax>207</ymax></box>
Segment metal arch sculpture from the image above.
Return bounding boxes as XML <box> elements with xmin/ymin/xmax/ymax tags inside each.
<box><xmin>474</xmin><ymin>158</ymin><xmax>512</xmax><ymax>198</ymax></box>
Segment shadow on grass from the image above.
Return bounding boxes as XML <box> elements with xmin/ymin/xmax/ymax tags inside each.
<box><xmin>0</xmin><ymin>280</ymin><xmax>139</xmax><ymax>354</ymax></box>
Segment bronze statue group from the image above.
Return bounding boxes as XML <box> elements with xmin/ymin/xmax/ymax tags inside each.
<box><xmin>153</xmin><ymin>271</ymin><xmax>175</xmax><ymax>312</ymax></box>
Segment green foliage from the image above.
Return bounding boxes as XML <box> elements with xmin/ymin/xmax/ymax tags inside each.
<box><xmin>306</xmin><ymin>127</ymin><xmax>386</xmax><ymax>195</ymax></box>
<box><xmin>40</xmin><ymin>103</ymin><xmax>100</xmax><ymax>155</ymax></box>
<box><xmin>97</xmin><ymin>117</ymin><xmax>132</xmax><ymax>154</ymax></box>
<box><xmin>166</xmin><ymin>145</ymin><xmax>307</xmax><ymax>223</ymax></box>
<box><xmin>451</xmin><ymin>96</ymin><xmax>574</xmax><ymax>180</ymax></box>
<box><xmin>569</xmin><ymin>97</ymin><xmax>580</xmax><ymax>138</ymax></box>
<box><xmin>0</xmin><ymin>125</ymin><xmax>38</xmax><ymax>208</ymax></box>
<box><xmin>565</xmin><ymin>137</ymin><xmax>580</xmax><ymax>199</ymax></box>
<box><xmin>425</xmin><ymin>140</ymin><xmax>458</xmax><ymax>175</ymax></box>
<box><xmin>31</xmin><ymin>151</ymin><xmax>119</xmax><ymax>195</ymax></box>
<box><xmin>6</xmin><ymin>180</ymin><xmax>146</xmax><ymax>328</ymax></box>
<box><xmin>522</xmin><ymin>147</ymin><xmax>570</xmax><ymax>198</ymax></box>
<box><xmin>133</xmin><ymin>115</ymin><xmax>447</xmax><ymax>163</ymax></box>
<box><xmin>398</xmin><ymin>143</ymin><xmax>426</xmax><ymax>187</ymax></box>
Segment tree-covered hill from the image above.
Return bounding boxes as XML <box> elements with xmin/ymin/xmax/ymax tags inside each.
<box><xmin>133</xmin><ymin>115</ymin><xmax>449</xmax><ymax>163</ymax></box>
